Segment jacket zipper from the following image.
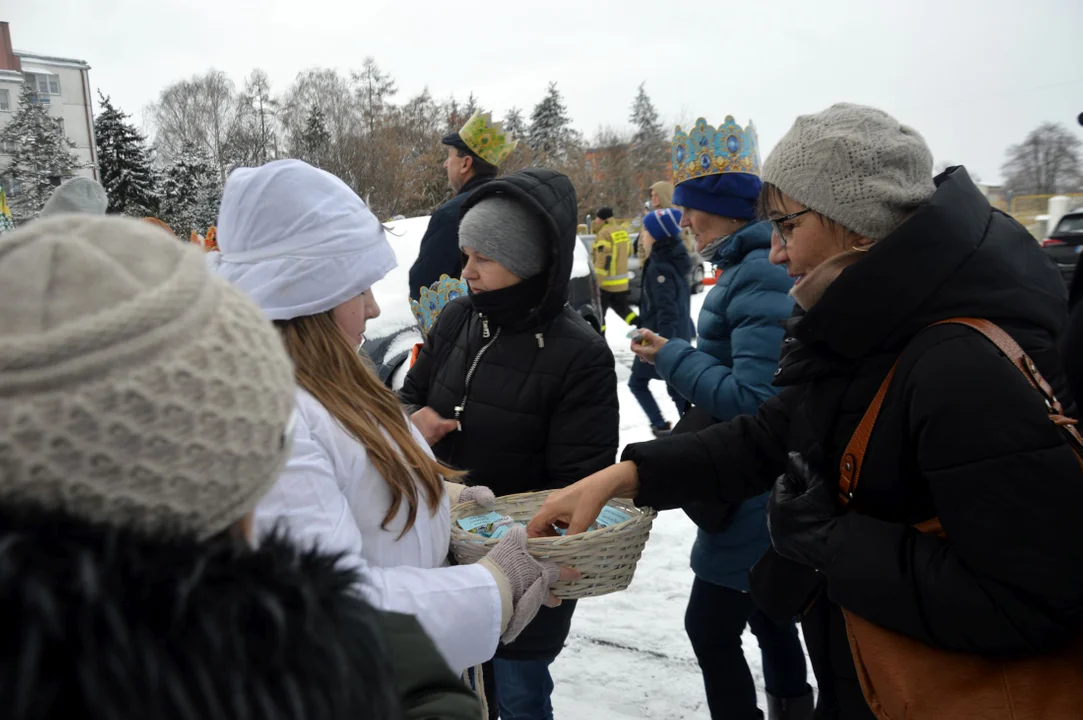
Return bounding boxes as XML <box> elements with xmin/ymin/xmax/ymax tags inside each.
<box><xmin>454</xmin><ymin>315</ymin><xmax>502</xmax><ymax>422</ymax></box>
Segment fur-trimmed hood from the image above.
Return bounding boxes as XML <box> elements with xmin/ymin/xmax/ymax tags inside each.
<box><xmin>0</xmin><ymin>507</ymin><xmax>402</xmax><ymax>720</ymax></box>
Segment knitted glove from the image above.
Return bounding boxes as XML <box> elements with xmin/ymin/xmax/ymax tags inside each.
<box><xmin>458</xmin><ymin>485</ymin><xmax>496</xmax><ymax>508</ymax></box>
<box><xmin>478</xmin><ymin>525</ymin><xmax>561</xmax><ymax>644</ymax></box>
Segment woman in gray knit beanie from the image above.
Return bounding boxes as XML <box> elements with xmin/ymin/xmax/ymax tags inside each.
<box><xmin>533</xmin><ymin>103</ymin><xmax>1083</xmax><ymax>719</ymax></box>
<box><xmin>0</xmin><ymin>214</ymin><xmax>482</xmax><ymax>720</ymax></box>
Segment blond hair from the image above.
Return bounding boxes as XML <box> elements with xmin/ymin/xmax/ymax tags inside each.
<box><xmin>276</xmin><ymin>312</ymin><xmax>461</xmax><ymax>537</ymax></box>
<box><xmin>650</xmin><ymin>181</ymin><xmax>675</xmax><ymax>209</ymax></box>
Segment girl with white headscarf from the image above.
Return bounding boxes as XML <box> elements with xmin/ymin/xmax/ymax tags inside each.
<box><xmin>209</xmin><ymin>160</ymin><xmax>571</xmax><ymax>676</ymax></box>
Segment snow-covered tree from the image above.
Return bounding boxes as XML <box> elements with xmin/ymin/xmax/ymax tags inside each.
<box><xmin>528</xmin><ymin>82</ymin><xmax>578</xmax><ymax>164</ymax></box>
<box><xmin>159</xmin><ymin>143</ymin><xmax>222</xmax><ymax>235</ymax></box>
<box><xmin>629</xmin><ymin>83</ymin><xmax>668</xmax><ymax>182</ymax></box>
<box><xmin>0</xmin><ymin>83</ymin><xmax>85</xmax><ymax>222</ymax></box>
<box><xmin>298</xmin><ymin>104</ymin><xmax>331</xmax><ymax>168</ymax></box>
<box><xmin>503</xmin><ymin>107</ymin><xmax>526</xmax><ymax>139</ymax></box>
<box><xmin>95</xmin><ymin>92</ymin><xmax>160</xmax><ymax>217</ymax></box>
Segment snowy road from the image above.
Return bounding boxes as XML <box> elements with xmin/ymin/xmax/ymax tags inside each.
<box><xmin>549</xmin><ymin>292</ymin><xmax>811</xmax><ymax>718</ymax></box>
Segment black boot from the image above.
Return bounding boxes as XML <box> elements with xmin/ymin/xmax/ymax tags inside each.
<box><xmin>767</xmin><ymin>687</ymin><xmax>814</xmax><ymax>720</ymax></box>
<box><xmin>650</xmin><ymin>422</ymin><xmax>672</xmax><ymax>438</ymax></box>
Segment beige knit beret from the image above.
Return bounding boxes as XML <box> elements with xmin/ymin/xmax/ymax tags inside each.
<box><xmin>762</xmin><ymin>103</ymin><xmax>936</xmax><ymax>241</ymax></box>
<box><xmin>0</xmin><ymin>215</ymin><xmax>296</xmax><ymax>540</ymax></box>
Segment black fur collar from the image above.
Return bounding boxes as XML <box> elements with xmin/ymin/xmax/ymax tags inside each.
<box><xmin>0</xmin><ymin>506</ymin><xmax>402</xmax><ymax>720</ymax></box>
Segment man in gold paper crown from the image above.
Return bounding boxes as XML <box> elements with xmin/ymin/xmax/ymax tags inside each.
<box><xmin>409</xmin><ymin>110</ymin><xmax>518</xmax><ymax>301</ymax></box>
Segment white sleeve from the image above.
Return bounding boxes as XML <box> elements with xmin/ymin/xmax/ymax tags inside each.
<box><xmin>256</xmin><ymin>410</ymin><xmax>502</xmax><ymax>673</ymax></box>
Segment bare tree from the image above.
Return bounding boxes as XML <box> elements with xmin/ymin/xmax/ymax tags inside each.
<box><xmin>280</xmin><ymin>68</ymin><xmax>359</xmax><ymax>184</ymax></box>
<box><xmin>353</xmin><ymin>57</ymin><xmax>397</xmax><ymax>138</ymax></box>
<box><xmin>239</xmin><ymin>69</ymin><xmax>279</xmax><ymax>164</ymax></box>
<box><xmin>146</xmin><ymin>70</ymin><xmax>247</xmax><ymax>180</ymax></box>
<box><xmin>1002</xmin><ymin>122</ymin><xmax>1083</xmax><ymax>195</ymax></box>
<box><xmin>585</xmin><ymin>126</ymin><xmax>635</xmax><ymax>216</ymax></box>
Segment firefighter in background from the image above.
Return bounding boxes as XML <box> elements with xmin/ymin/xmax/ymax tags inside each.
<box><xmin>592</xmin><ymin>207</ymin><xmax>638</xmax><ymax>330</ymax></box>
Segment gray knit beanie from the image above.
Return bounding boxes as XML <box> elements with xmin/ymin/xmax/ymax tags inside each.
<box><xmin>39</xmin><ymin>177</ymin><xmax>109</xmax><ymax>218</ymax></box>
<box><xmin>0</xmin><ymin>215</ymin><xmax>296</xmax><ymax>540</ymax></box>
<box><xmin>762</xmin><ymin>103</ymin><xmax>936</xmax><ymax>241</ymax></box>
<box><xmin>459</xmin><ymin>196</ymin><xmax>549</xmax><ymax>279</ymax></box>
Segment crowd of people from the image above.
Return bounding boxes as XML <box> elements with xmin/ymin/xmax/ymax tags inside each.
<box><xmin>2</xmin><ymin>99</ymin><xmax>1083</xmax><ymax>720</ymax></box>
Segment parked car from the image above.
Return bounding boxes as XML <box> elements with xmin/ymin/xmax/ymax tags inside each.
<box><xmin>578</xmin><ymin>233</ymin><xmax>706</xmax><ymax>306</ymax></box>
<box><xmin>364</xmin><ymin>216</ymin><xmax>603</xmax><ymax>389</ymax></box>
<box><xmin>1041</xmin><ymin>210</ymin><xmax>1083</xmax><ymax>288</ymax></box>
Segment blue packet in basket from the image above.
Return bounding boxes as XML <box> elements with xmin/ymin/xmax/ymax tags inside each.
<box><xmin>490</xmin><ymin>523</ymin><xmax>516</xmax><ymax>540</ymax></box>
<box><xmin>595</xmin><ymin>506</ymin><xmax>631</xmax><ymax>528</ymax></box>
<box><xmin>457</xmin><ymin>511</ymin><xmax>506</xmax><ymax>536</ymax></box>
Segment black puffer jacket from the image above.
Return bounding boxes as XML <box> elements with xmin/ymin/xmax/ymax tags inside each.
<box><xmin>625</xmin><ymin>168</ymin><xmax>1083</xmax><ymax>717</ymax></box>
<box><xmin>402</xmin><ymin>169</ymin><xmax>619</xmax><ymax>661</ymax></box>
<box><xmin>0</xmin><ymin>507</ymin><xmax>480</xmax><ymax>720</ymax></box>
<box><xmin>409</xmin><ymin>174</ymin><xmax>495</xmax><ymax>301</ymax></box>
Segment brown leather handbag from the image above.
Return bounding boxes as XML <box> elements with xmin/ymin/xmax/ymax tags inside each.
<box><xmin>837</xmin><ymin>318</ymin><xmax>1083</xmax><ymax>720</ymax></box>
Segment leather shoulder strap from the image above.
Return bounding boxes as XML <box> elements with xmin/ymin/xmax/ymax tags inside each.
<box><xmin>838</xmin><ymin>317</ymin><xmax>1083</xmax><ymax>506</ymax></box>
<box><xmin>838</xmin><ymin>362</ymin><xmax>898</xmax><ymax>506</ymax></box>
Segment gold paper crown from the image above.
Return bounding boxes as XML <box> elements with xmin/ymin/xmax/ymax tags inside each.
<box><xmin>459</xmin><ymin>110</ymin><xmax>519</xmax><ymax>167</ymax></box>
<box><xmin>672</xmin><ymin>116</ymin><xmax>761</xmax><ymax>186</ymax></box>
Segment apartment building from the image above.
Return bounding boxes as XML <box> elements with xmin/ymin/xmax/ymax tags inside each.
<box><xmin>0</xmin><ymin>20</ymin><xmax>97</xmax><ymax>183</ymax></box>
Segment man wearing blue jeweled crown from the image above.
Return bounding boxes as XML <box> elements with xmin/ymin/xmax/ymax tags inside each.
<box><xmin>630</xmin><ymin>116</ymin><xmax>813</xmax><ymax>720</ymax></box>
<box><xmin>409</xmin><ymin>110</ymin><xmax>518</xmax><ymax>301</ymax></box>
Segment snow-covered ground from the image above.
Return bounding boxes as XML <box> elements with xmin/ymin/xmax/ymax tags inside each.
<box><xmin>550</xmin><ymin>295</ymin><xmax>811</xmax><ymax>719</ymax></box>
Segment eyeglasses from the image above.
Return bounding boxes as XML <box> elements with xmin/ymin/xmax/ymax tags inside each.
<box><xmin>771</xmin><ymin>209</ymin><xmax>812</xmax><ymax>248</ymax></box>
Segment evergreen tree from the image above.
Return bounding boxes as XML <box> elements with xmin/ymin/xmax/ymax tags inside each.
<box><xmin>95</xmin><ymin>92</ymin><xmax>160</xmax><ymax>216</ymax></box>
<box><xmin>503</xmin><ymin>107</ymin><xmax>526</xmax><ymax>139</ymax></box>
<box><xmin>629</xmin><ymin>82</ymin><xmax>668</xmax><ymax>182</ymax></box>
<box><xmin>0</xmin><ymin>83</ymin><xmax>85</xmax><ymax>222</ymax></box>
<box><xmin>528</xmin><ymin>82</ymin><xmax>577</xmax><ymax>164</ymax></box>
<box><xmin>159</xmin><ymin>143</ymin><xmax>222</xmax><ymax>235</ymax></box>
<box><xmin>463</xmin><ymin>92</ymin><xmax>481</xmax><ymax>117</ymax></box>
<box><xmin>299</xmin><ymin>104</ymin><xmax>331</xmax><ymax>168</ymax></box>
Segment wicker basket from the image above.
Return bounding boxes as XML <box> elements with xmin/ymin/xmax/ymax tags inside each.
<box><xmin>449</xmin><ymin>490</ymin><xmax>657</xmax><ymax>599</ymax></box>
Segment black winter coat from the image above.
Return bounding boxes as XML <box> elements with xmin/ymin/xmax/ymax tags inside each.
<box><xmin>409</xmin><ymin>174</ymin><xmax>495</xmax><ymax>301</ymax></box>
<box><xmin>625</xmin><ymin>168</ymin><xmax>1083</xmax><ymax>718</ymax></box>
<box><xmin>638</xmin><ymin>234</ymin><xmax>694</xmax><ymax>342</ymax></box>
<box><xmin>402</xmin><ymin>169</ymin><xmax>619</xmax><ymax>661</ymax></box>
<box><xmin>0</xmin><ymin>507</ymin><xmax>480</xmax><ymax>720</ymax></box>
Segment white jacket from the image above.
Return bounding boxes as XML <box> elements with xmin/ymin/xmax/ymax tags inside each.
<box><xmin>256</xmin><ymin>389</ymin><xmax>502</xmax><ymax>672</ymax></box>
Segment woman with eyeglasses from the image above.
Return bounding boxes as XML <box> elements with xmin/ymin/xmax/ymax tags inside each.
<box><xmin>631</xmin><ymin>116</ymin><xmax>812</xmax><ymax>719</ymax></box>
<box><xmin>208</xmin><ymin>160</ymin><xmax>574</xmax><ymax>683</ymax></box>
<box><xmin>530</xmin><ymin>104</ymin><xmax>1083</xmax><ymax>718</ymax></box>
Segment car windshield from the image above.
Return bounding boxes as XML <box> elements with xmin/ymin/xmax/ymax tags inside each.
<box><xmin>1054</xmin><ymin>215</ymin><xmax>1083</xmax><ymax>235</ymax></box>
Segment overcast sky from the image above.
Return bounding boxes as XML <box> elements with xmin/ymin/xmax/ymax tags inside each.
<box><xmin>9</xmin><ymin>0</ymin><xmax>1083</xmax><ymax>184</ymax></box>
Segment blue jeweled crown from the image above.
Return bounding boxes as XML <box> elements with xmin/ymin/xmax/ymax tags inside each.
<box><xmin>672</xmin><ymin>116</ymin><xmax>761</xmax><ymax>186</ymax></box>
<box><xmin>410</xmin><ymin>274</ymin><xmax>469</xmax><ymax>337</ymax></box>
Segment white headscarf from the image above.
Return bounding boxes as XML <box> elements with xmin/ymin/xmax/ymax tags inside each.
<box><xmin>207</xmin><ymin>159</ymin><xmax>396</xmax><ymax>321</ymax></box>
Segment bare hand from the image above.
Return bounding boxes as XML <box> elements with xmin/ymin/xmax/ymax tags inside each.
<box><xmin>411</xmin><ymin>407</ymin><xmax>458</xmax><ymax>446</ymax></box>
<box><xmin>631</xmin><ymin>329</ymin><xmax>668</xmax><ymax>364</ymax></box>
<box><xmin>526</xmin><ymin>461</ymin><xmax>640</xmax><ymax>537</ymax></box>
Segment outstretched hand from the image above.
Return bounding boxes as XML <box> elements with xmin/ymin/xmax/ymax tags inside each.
<box><xmin>411</xmin><ymin>407</ymin><xmax>458</xmax><ymax>446</ymax></box>
<box><xmin>630</xmin><ymin>329</ymin><xmax>668</xmax><ymax>364</ymax></box>
<box><xmin>526</xmin><ymin>461</ymin><xmax>641</xmax><ymax>538</ymax></box>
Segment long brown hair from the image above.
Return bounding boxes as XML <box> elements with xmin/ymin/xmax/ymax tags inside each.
<box><xmin>276</xmin><ymin>312</ymin><xmax>460</xmax><ymax>537</ymax></box>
